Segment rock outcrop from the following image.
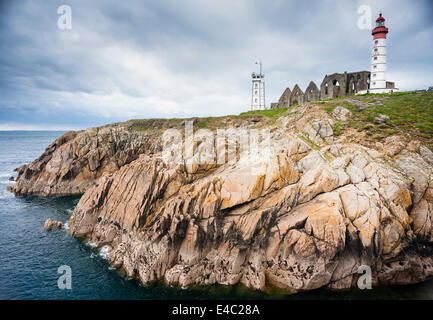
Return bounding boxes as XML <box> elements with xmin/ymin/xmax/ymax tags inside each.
<box><xmin>9</xmin><ymin>105</ymin><xmax>433</xmax><ymax>292</ymax></box>
<box><xmin>10</xmin><ymin>126</ymin><xmax>149</xmax><ymax>196</ymax></box>
<box><xmin>44</xmin><ymin>218</ymin><xmax>63</xmax><ymax>230</ymax></box>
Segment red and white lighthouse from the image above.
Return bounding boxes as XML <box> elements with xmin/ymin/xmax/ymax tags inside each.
<box><xmin>369</xmin><ymin>13</ymin><xmax>396</xmax><ymax>93</ymax></box>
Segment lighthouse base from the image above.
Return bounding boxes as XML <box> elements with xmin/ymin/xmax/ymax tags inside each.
<box><xmin>357</xmin><ymin>88</ymin><xmax>399</xmax><ymax>95</ymax></box>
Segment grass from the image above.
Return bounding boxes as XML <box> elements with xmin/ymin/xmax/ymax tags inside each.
<box><xmin>240</xmin><ymin>107</ymin><xmax>289</xmax><ymax>118</ymax></box>
<box><xmin>323</xmin><ymin>152</ymin><xmax>333</xmax><ymax>161</ymax></box>
<box><xmin>336</xmin><ymin>91</ymin><xmax>433</xmax><ymax>148</ymax></box>
<box><xmin>299</xmin><ymin>134</ymin><xmax>321</xmax><ymax>150</ymax></box>
<box><xmin>130</xmin><ymin>124</ymin><xmax>149</xmax><ymax>132</ymax></box>
<box><xmin>126</xmin><ymin>91</ymin><xmax>433</xmax><ymax>149</ymax></box>
<box><xmin>197</xmin><ymin>117</ymin><xmax>212</xmax><ymax>128</ymax></box>
<box><xmin>324</xmin><ymin>106</ymin><xmax>335</xmax><ymax>114</ymax></box>
<box><xmin>332</xmin><ymin>122</ymin><xmax>345</xmax><ymax>136</ymax></box>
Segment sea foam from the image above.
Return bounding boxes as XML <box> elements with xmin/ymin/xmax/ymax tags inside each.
<box><xmin>86</xmin><ymin>241</ymin><xmax>98</xmax><ymax>248</ymax></box>
<box><xmin>99</xmin><ymin>245</ymin><xmax>110</xmax><ymax>260</ymax></box>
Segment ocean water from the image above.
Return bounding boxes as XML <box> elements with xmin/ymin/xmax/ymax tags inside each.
<box><xmin>1</xmin><ymin>131</ymin><xmax>433</xmax><ymax>300</ymax></box>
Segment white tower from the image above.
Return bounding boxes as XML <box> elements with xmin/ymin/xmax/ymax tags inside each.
<box><xmin>369</xmin><ymin>13</ymin><xmax>395</xmax><ymax>93</ymax></box>
<box><xmin>251</xmin><ymin>62</ymin><xmax>266</xmax><ymax>110</ymax></box>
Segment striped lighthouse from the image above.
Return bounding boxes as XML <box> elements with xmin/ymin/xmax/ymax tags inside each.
<box><xmin>369</xmin><ymin>13</ymin><xmax>396</xmax><ymax>93</ymax></box>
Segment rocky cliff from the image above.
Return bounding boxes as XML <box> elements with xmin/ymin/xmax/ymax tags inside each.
<box><xmin>9</xmin><ymin>125</ymin><xmax>151</xmax><ymax>196</ymax></box>
<box><xmin>9</xmin><ymin>93</ymin><xmax>433</xmax><ymax>292</ymax></box>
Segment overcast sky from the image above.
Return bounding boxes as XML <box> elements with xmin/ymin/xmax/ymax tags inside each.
<box><xmin>0</xmin><ymin>0</ymin><xmax>432</xmax><ymax>130</ymax></box>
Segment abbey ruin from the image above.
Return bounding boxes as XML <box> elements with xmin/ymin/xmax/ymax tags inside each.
<box><xmin>271</xmin><ymin>71</ymin><xmax>395</xmax><ymax>108</ymax></box>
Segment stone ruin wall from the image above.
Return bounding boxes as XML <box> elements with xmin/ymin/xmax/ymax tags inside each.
<box><xmin>271</xmin><ymin>71</ymin><xmax>371</xmax><ymax>109</ymax></box>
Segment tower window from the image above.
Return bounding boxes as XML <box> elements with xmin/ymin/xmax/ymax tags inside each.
<box><xmin>255</xmin><ymin>98</ymin><xmax>258</xmax><ymax>103</ymax></box>
<box><xmin>374</xmin><ymin>57</ymin><xmax>377</xmax><ymax>60</ymax></box>
<box><xmin>373</xmin><ymin>73</ymin><xmax>376</xmax><ymax>77</ymax></box>
<box><xmin>255</xmin><ymin>90</ymin><xmax>258</xmax><ymax>95</ymax></box>
<box><xmin>374</xmin><ymin>48</ymin><xmax>378</xmax><ymax>52</ymax></box>
<box><xmin>373</xmin><ymin>82</ymin><xmax>376</xmax><ymax>85</ymax></box>
<box><xmin>373</xmin><ymin>65</ymin><xmax>377</xmax><ymax>69</ymax></box>
<box><xmin>255</xmin><ymin>83</ymin><xmax>258</xmax><ymax>88</ymax></box>
<box><xmin>375</xmin><ymin>40</ymin><xmax>378</xmax><ymax>44</ymax></box>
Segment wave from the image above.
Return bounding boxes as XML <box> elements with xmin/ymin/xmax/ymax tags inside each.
<box><xmin>0</xmin><ymin>190</ymin><xmax>13</xmax><ymax>198</ymax></box>
<box><xmin>86</xmin><ymin>241</ymin><xmax>98</xmax><ymax>248</ymax></box>
<box><xmin>99</xmin><ymin>245</ymin><xmax>110</xmax><ymax>260</ymax></box>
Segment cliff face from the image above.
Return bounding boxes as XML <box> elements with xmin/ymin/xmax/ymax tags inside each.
<box><xmin>67</xmin><ymin>104</ymin><xmax>433</xmax><ymax>292</ymax></box>
<box><xmin>10</xmin><ymin>99</ymin><xmax>433</xmax><ymax>292</ymax></box>
<box><xmin>10</xmin><ymin>125</ymin><xmax>150</xmax><ymax>196</ymax></box>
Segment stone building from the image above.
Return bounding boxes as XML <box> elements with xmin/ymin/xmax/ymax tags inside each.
<box><xmin>320</xmin><ymin>71</ymin><xmax>371</xmax><ymax>100</ymax></box>
<box><xmin>290</xmin><ymin>84</ymin><xmax>304</xmax><ymax>106</ymax></box>
<box><xmin>304</xmin><ymin>81</ymin><xmax>320</xmax><ymax>102</ymax></box>
<box><xmin>271</xmin><ymin>70</ymin><xmax>372</xmax><ymax>108</ymax></box>
<box><xmin>347</xmin><ymin>71</ymin><xmax>371</xmax><ymax>94</ymax></box>
<box><xmin>275</xmin><ymin>87</ymin><xmax>291</xmax><ymax>108</ymax></box>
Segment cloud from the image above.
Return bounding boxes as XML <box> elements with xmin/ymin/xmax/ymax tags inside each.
<box><xmin>0</xmin><ymin>0</ymin><xmax>432</xmax><ymax>130</ymax></box>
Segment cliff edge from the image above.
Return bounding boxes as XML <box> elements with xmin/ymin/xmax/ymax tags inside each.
<box><xmin>9</xmin><ymin>125</ymin><xmax>151</xmax><ymax>196</ymax></box>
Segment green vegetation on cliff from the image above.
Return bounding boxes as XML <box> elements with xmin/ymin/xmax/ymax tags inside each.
<box><xmin>127</xmin><ymin>91</ymin><xmax>433</xmax><ymax>148</ymax></box>
<box><xmin>324</xmin><ymin>91</ymin><xmax>433</xmax><ymax>148</ymax></box>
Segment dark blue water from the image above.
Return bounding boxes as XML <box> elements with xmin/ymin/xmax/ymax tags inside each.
<box><xmin>1</xmin><ymin>131</ymin><xmax>433</xmax><ymax>300</ymax></box>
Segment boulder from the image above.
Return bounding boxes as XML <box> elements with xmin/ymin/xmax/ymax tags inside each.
<box><xmin>44</xmin><ymin>218</ymin><xmax>63</xmax><ymax>230</ymax></box>
<box><xmin>332</xmin><ymin>107</ymin><xmax>352</xmax><ymax>121</ymax></box>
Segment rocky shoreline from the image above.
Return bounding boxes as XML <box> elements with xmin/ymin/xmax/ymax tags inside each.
<box><xmin>8</xmin><ymin>104</ymin><xmax>433</xmax><ymax>293</ymax></box>
<box><xmin>8</xmin><ymin>126</ymin><xmax>149</xmax><ymax>196</ymax></box>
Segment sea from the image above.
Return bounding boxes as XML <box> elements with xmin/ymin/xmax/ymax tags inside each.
<box><xmin>1</xmin><ymin>130</ymin><xmax>433</xmax><ymax>300</ymax></box>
